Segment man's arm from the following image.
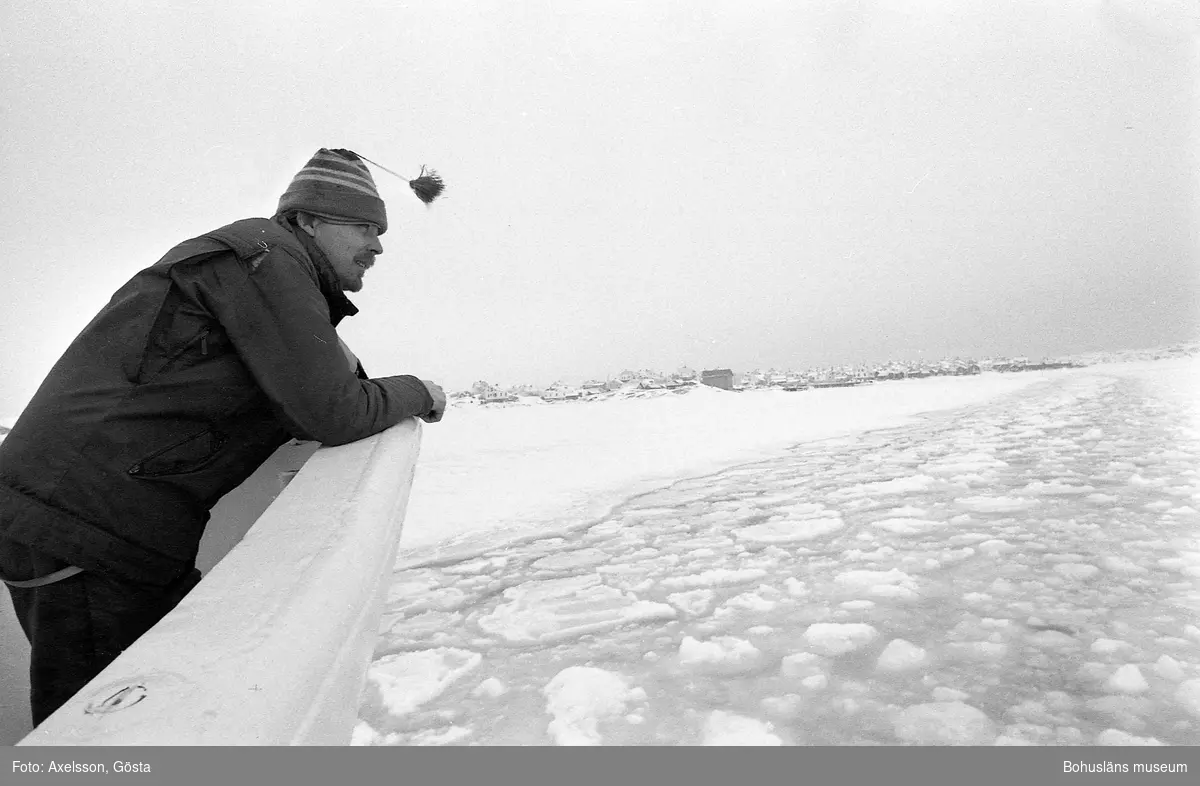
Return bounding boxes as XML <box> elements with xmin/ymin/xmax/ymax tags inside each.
<box><xmin>343</xmin><ymin>336</ymin><xmax>445</xmax><ymax>423</ymax></box>
<box><xmin>181</xmin><ymin>247</ymin><xmax>437</xmax><ymax>445</ymax></box>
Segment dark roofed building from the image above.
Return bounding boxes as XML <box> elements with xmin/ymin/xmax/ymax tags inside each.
<box><xmin>700</xmin><ymin>368</ymin><xmax>734</xmax><ymax>391</ymax></box>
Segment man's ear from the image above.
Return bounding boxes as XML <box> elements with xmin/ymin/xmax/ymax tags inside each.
<box><xmin>295</xmin><ymin>212</ymin><xmax>319</xmax><ymax>237</ymax></box>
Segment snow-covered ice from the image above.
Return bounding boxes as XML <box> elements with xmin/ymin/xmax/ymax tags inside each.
<box><xmin>541</xmin><ymin>667</ymin><xmax>646</xmax><ymax>745</ymax></box>
<box><xmin>893</xmin><ymin>702</ymin><xmax>996</xmax><ymax>745</ymax></box>
<box><xmin>362</xmin><ymin>648</ymin><xmax>482</xmax><ymax>717</ymax></box>
<box><xmin>353</xmin><ymin>358</ymin><xmax>1200</xmax><ymax>745</ymax></box>
<box><xmin>702</xmin><ymin>710</ymin><xmax>783</xmax><ymax>745</ymax></box>
<box><xmin>803</xmin><ymin>623</ymin><xmax>880</xmax><ymax>656</ymax></box>
<box><xmin>876</xmin><ymin>639</ymin><xmax>929</xmax><ymax>672</ymax></box>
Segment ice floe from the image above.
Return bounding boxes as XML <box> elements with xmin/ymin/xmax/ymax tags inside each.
<box><xmin>893</xmin><ymin>702</ymin><xmax>996</xmax><ymax>745</ymax></box>
<box><xmin>476</xmin><ymin>575</ymin><xmax>676</xmax><ymax>643</ymax></box>
<box><xmin>802</xmin><ymin>623</ymin><xmax>880</xmax><ymax>656</ymax></box>
<box><xmin>366</xmin><ymin>648</ymin><xmax>482</xmax><ymax>716</ymax></box>
<box><xmin>543</xmin><ymin>667</ymin><xmax>646</xmax><ymax>745</ymax></box>
<box><xmin>702</xmin><ymin>711</ymin><xmax>783</xmax><ymax>745</ymax></box>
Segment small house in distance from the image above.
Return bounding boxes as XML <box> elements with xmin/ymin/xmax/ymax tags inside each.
<box><xmin>480</xmin><ymin>389</ymin><xmax>518</xmax><ymax>404</ymax></box>
<box><xmin>700</xmin><ymin>368</ymin><xmax>734</xmax><ymax>390</ymax></box>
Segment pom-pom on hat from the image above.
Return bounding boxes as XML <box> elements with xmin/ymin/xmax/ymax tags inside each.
<box><xmin>277</xmin><ymin>148</ymin><xmax>389</xmax><ymax>233</ymax></box>
<box><xmin>354</xmin><ymin>155</ymin><xmax>445</xmax><ymax>206</ymax></box>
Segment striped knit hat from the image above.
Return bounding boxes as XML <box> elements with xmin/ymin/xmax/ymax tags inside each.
<box><xmin>276</xmin><ymin>148</ymin><xmax>388</xmax><ymax>234</ymax></box>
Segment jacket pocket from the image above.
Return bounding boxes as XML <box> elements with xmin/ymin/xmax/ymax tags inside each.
<box><xmin>136</xmin><ymin>318</ymin><xmax>211</xmax><ymax>383</ymax></box>
<box><xmin>128</xmin><ymin>428</ymin><xmax>228</xmax><ymax>477</ymax></box>
<box><xmin>165</xmin><ymin>326</ymin><xmax>213</xmax><ymax>367</ymax></box>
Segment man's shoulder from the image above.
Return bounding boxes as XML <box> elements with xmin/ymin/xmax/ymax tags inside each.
<box><xmin>203</xmin><ymin>218</ymin><xmax>307</xmax><ymax>259</ymax></box>
<box><xmin>153</xmin><ymin>218</ymin><xmax>311</xmax><ymax>271</ymax></box>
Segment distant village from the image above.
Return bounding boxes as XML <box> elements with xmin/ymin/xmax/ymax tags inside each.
<box><xmin>0</xmin><ymin>344</ymin><xmax>1192</xmax><ymax>432</ymax></box>
<box><xmin>457</xmin><ymin>342</ymin><xmax>1200</xmax><ymax>406</ymax></box>
<box><xmin>456</xmin><ymin>356</ymin><xmax>1074</xmax><ymax>405</ymax></box>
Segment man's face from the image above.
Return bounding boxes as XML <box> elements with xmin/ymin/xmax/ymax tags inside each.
<box><xmin>310</xmin><ymin>219</ymin><xmax>384</xmax><ymax>292</ymax></box>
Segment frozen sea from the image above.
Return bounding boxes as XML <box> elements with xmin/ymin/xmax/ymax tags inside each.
<box><xmin>351</xmin><ymin>357</ymin><xmax>1200</xmax><ymax>746</ymax></box>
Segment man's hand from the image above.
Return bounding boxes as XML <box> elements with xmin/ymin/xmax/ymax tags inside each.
<box><xmin>419</xmin><ymin>379</ymin><xmax>446</xmax><ymax>423</ymax></box>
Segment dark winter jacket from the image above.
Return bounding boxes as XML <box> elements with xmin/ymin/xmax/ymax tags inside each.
<box><xmin>0</xmin><ymin>217</ymin><xmax>435</xmax><ymax>585</ymax></box>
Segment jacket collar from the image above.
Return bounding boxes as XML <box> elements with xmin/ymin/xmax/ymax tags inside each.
<box><xmin>273</xmin><ymin>215</ymin><xmax>359</xmax><ymax>326</ymax></box>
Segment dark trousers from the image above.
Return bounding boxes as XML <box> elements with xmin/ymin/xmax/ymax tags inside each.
<box><xmin>0</xmin><ymin>538</ymin><xmax>201</xmax><ymax>726</ymax></box>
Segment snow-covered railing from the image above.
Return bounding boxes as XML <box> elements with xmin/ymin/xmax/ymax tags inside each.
<box><xmin>18</xmin><ymin>418</ymin><xmax>423</xmax><ymax>746</ymax></box>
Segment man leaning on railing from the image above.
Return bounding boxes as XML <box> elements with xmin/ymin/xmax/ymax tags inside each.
<box><xmin>0</xmin><ymin>148</ymin><xmax>447</xmax><ymax>726</ymax></box>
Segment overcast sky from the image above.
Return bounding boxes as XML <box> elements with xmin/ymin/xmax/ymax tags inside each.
<box><xmin>1</xmin><ymin>1</ymin><xmax>1197</xmax><ymax>410</ymax></box>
